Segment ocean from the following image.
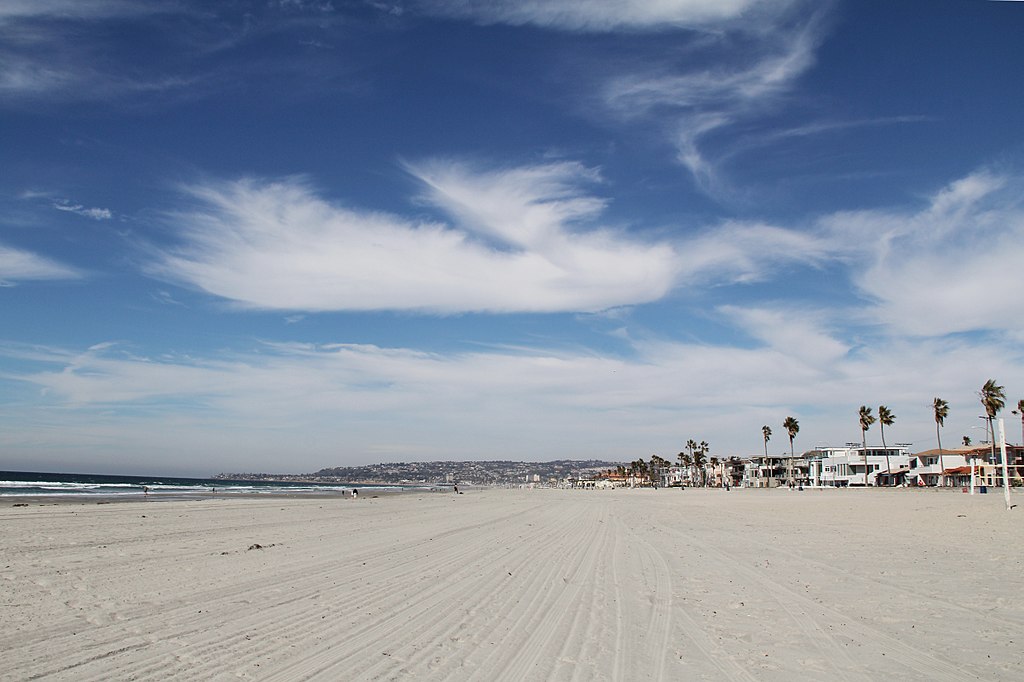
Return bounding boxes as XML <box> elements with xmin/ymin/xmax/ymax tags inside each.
<box><xmin>0</xmin><ymin>470</ymin><xmax>413</xmax><ymax>500</ymax></box>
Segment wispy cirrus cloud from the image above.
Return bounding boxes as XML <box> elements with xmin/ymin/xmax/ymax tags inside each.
<box><xmin>150</xmin><ymin>162</ymin><xmax>678</xmax><ymax>314</ymax></box>
<box><xmin>0</xmin><ymin>0</ymin><xmax>145</xmax><ymax>24</ymax></box>
<box><xmin>0</xmin><ymin>242</ymin><xmax>82</xmax><ymax>284</ymax></box>
<box><xmin>415</xmin><ymin>0</ymin><xmax>833</xmax><ymax>200</ymax></box>
<box><xmin>823</xmin><ymin>169</ymin><xmax>1024</xmax><ymax>337</ymax></box>
<box><xmin>602</xmin><ymin>6</ymin><xmax>829</xmax><ymax>195</ymax></box>
<box><xmin>148</xmin><ymin>160</ymin><xmax>834</xmax><ymax>314</ymax></box>
<box><xmin>53</xmin><ymin>201</ymin><xmax>113</xmax><ymax>220</ymax></box>
<box><xmin>0</xmin><ymin>1</ymin><xmax>192</xmax><ymax>102</ymax></box>
<box><xmin>416</xmin><ymin>0</ymin><xmax>797</xmax><ymax>31</ymax></box>
<box><xmin>0</xmin><ymin>0</ymin><xmax>343</xmax><ymax>104</ymax></box>
<box><xmin>4</xmin><ymin>317</ymin><xmax>1020</xmax><ymax>472</ymax></box>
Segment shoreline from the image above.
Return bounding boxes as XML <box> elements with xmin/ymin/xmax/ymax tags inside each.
<box><xmin>2</xmin><ymin>485</ymin><xmax>450</xmax><ymax>507</ymax></box>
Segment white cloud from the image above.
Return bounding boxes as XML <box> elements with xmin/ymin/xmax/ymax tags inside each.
<box><xmin>599</xmin><ymin>4</ymin><xmax>828</xmax><ymax>195</ymax></box>
<box><xmin>678</xmin><ymin>220</ymin><xmax>830</xmax><ymax>285</ymax></box>
<box><xmin>53</xmin><ymin>202</ymin><xmax>113</xmax><ymax>220</ymax></box>
<box><xmin>0</xmin><ymin>0</ymin><xmax>144</xmax><ymax>24</ymax></box>
<box><xmin>4</xmin><ymin>327</ymin><xmax>1020</xmax><ymax>473</ymax></box>
<box><xmin>720</xmin><ymin>304</ymin><xmax>849</xmax><ymax>365</ymax></box>
<box><xmin>824</xmin><ymin>170</ymin><xmax>1024</xmax><ymax>337</ymax></box>
<box><xmin>0</xmin><ymin>2</ymin><xmax>190</xmax><ymax>101</ymax></box>
<box><xmin>0</xmin><ymin>242</ymin><xmax>81</xmax><ymax>282</ymax></box>
<box><xmin>149</xmin><ymin>161</ymin><xmax>841</xmax><ymax>314</ymax></box>
<box><xmin>151</xmin><ymin>163</ymin><xmax>681</xmax><ymax>313</ymax></box>
<box><xmin>417</xmin><ymin>0</ymin><xmax>791</xmax><ymax>32</ymax></box>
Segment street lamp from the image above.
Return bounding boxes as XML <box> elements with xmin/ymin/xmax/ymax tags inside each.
<box><xmin>972</xmin><ymin>420</ymin><xmax>990</xmax><ymax>445</ymax></box>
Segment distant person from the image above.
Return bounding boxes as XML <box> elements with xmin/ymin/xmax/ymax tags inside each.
<box><xmin>454</xmin><ymin>485</ymin><xmax>459</xmax><ymax>494</ymax></box>
<box><xmin>143</xmin><ymin>486</ymin><xmax>149</xmax><ymax>496</ymax></box>
<box><xmin>351</xmin><ymin>488</ymin><xmax>358</xmax><ymax>499</ymax></box>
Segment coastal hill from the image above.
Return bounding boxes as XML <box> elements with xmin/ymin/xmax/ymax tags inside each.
<box><xmin>216</xmin><ymin>459</ymin><xmax>622</xmax><ymax>486</ymax></box>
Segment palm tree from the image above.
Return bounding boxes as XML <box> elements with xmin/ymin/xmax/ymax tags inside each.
<box><xmin>699</xmin><ymin>441</ymin><xmax>710</xmax><ymax>486</ymax></box>
<box><xmin>1012</xmin><ymin>399</ymin><xmax>1024</xmax><ymax>446</ymax></box>
<box><xmin>878</xmin><ymin>405</ymin><xmax>896</xmax><ymax>485</ymax></box>
<box><xmin>933</xmin><ymin>397</ymin><xmax>949</xmax><ymax>486</ymax></box>
<box><xmin>783</xmin><ymin>416</ymin><xmax>799</xmax><ymax>486</ymax></box>
<box><xmin>709</xmin><ymin>456</ymin><xmax>720</xmax><ymax>487</ymax></box>
<box><xmin>858</xmin><ymin>406</ymin><xmax>875</xmax><ymax>486</ymax></box>
<box><xmin>962</xmin><ymin>435</ymin><xmax>971</xmax><ymax>447</ymax></box>
<box><xmin>692</xmin><ymin>448</ymin><xmax>707</xmax><ymax>487</ymax></box>
<box><xmin>979</xmin><ymin>379</ymin><xmax>1006</xmax><ymax>467</ymax></box>
<box><xmin>650</xmin><ymin>455</ymin><xmax>671</xmax><ymax>487</ymax></box>
<box><xmin>762</xmin><ymin>425</ymin><xmax>772</xmax><ymax>485</ymax></box>
<box><xmin>677</xmin><ymin>451</ymin><xmax>692</xmax><ymax>486</ymax></box>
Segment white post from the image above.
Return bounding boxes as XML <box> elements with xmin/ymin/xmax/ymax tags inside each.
<box><xmin>999</xmin><ymin>419</ymin><xmax>1012</xmax><ymax>510</ymax></box>
<box><xmin>970</xmin><ymin>454</ymin><xmax>976</xmax><ymax>495</ymax></box>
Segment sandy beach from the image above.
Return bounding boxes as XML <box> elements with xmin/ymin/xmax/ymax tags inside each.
<box><xmin>2</xmin><ymin>487</ymin><xmax>1021</xmax><ymax>681</ymax></box>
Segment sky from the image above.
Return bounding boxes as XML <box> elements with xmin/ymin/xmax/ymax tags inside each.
<box><xmin>2</xmin><ymin>0</ymin><xmax>1024</xmax><ymax>477</ymax></box>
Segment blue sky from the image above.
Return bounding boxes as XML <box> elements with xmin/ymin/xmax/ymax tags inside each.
<box><xmin>2</xmin><ymin>0</ymin><xmax>1024</xmax><ymax>476</ymax></box>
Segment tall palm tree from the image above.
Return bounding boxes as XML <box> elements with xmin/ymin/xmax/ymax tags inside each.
<box><xmin>962</xmin><ymin>435</ymin><xmax>971</xmax><ymax>447</ymax></box>
<box><xmin>677</xmin><ymin>451</ymin><xmax>692</xmax><ymax>486</ymax></box>
<box><xmin>692</xmin><ymin>448</ymin><xmax>707</xmax><ymax>487</ymax></box>
<box><xmin>783</xmin><ymin>416</ymin><xmax>799</xmax><ymax>486</ymax></box>
<box><xmin>1013</xmin><ymin>399</ymin><xmax>1024</xmax><ymax>446</ymax></box>
<box><xmin>933</xmin><ymin>397</ymin><xmax>949</xmax><ymax>486</ymax></box>
<box><xmin>878</xmin><ymin>405</ymin><xmax>896</xmax><ymax>485</ymax></box>
<box><xmin>699</xmin><ymin>441</ymin><xmax>710</xmax><ymax>486</ymax></box>
<box><xmin>762</xmin><ymin>425</ymin><xmax>772</xmax><ymax>485</ymax></box>
<box><xmin>979</xmin><ymin>379</ymin><xmax>1006</xmax><ymax>467</ymax></box>
<box><xmin>858</xmin><ymin>406</ymin><xmax>875</xmax><ymax>486</ymax></box>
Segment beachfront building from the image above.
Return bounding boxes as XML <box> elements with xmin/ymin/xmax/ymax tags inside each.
<box><xmin>907</xmin><ymin>445</ymin><xmax>1024</xmax><ymax>488</ymax></box>
<box><xmin>964</xmin><ymin>444</ymin><xmax>1024</xmax><ymax>488</ymax></box>
<box><xmin>810</xmin><ymin>445</ymin><xmax>911</xmax><ymax>487</ymax></box>
<box><xmin>742</xmin><ymin>455</ymin><xmax>788</xmax><ymax>487</ymax></box>
<box><xmin>660</xmin><ymin>466</ymin><xmax>689</xmax><ymax>487</ymax></box>
<box><xmin>907</xmin><ymin>449</ymin><xmax>970</xmax><ymax>487</ymax></box>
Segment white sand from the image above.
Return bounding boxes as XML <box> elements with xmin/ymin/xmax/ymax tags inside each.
<box><xmin>2</xmin><ymin>488</ymin><xmax>1022</xmax><ymax>680</ymax></box>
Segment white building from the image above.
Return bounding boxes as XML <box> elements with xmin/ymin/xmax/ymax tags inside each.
<box><xmin>907</xmin><ymin>448</ymin><xmax>971</xmax><ymax>487</ymax></box>
<box><xmin>809</xmin><ymin>445</ymin><xmax>911</xmax><ymax>487</ymax></box>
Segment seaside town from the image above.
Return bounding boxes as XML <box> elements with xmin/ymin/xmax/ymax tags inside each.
<box><xmin>219</xmin><ymin>386</ymin><xmax>1024</xmax><ymax>492</ymax></box>
<box><xmin>219</xmin><ymin>442</ymin><xmax>1024</xmax><ymax>491</ymax></box>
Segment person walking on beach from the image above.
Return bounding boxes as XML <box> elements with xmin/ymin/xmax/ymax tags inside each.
<box><xmin>351</xmin><ymin>488</ymin><xmax>358</xmax><ymax>499</ymax></box>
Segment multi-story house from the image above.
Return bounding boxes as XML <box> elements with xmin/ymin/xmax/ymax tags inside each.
<box><xmin>809</xmin><ymin>445</ymin><xmax>911</xmax><ymax>487</ymax></box>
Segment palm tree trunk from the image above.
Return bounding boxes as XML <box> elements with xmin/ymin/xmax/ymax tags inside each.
<box><xmin>936</xmin><ymin>422</ymin><xmax>945</xmax><ymax>487</ymax></box>
<box><xmin>862</xmin><ymin>432</ymin><xmax>869</xmax><ymax>486</ymax></box>
<box><xmin>788</xmin><ymin>439</ymin><xmax>794</xmax><ymax>486</ymax></box>
<box><xmin>881</xmin><ymin>424</ymin><xmax>892</xmax><ymax>486</ymax></box>
<box><xmin>763</xmin><ymin>440</ymin><xmax>769</xmax><ymax>487</ymax></box>
<box><xmin>989</xmin><ymin>416</ymin><xmax>998</xmax><ymax>473</ymax></box>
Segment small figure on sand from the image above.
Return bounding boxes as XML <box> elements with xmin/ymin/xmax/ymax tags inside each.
<box><xmin>454</xmin><ymin>485</ymin><xmax>459</xmax><ymax>494</ymax></box>
<box><xmin>351</xmin><ymin>488</ymin><xmax>358</xmax><ymax>499</ymax></box>
<box><xmin>143</xmin><ymin>486</ymin><xmax>149</xmax><ymax>496</ymax></box>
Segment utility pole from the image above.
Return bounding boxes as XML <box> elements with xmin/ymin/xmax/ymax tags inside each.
<box><xmin>999</xmin><ymin>419</ymin><xmax>1013</xmax><ymax>511</ymax></box>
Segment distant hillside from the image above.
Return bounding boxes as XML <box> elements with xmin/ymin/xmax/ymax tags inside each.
<box><xmin>218</xmin><ymin>459</ymin><xmax>623</xmax><ymax>485</ymax></box>
<box><xmin>313</xmin><ymin>459</ymin><xmax>623</xmax><ymax>485</ymax></box>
